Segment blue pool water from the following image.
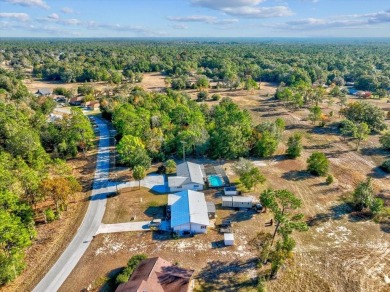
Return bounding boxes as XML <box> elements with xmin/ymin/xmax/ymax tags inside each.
<box><xmin>208</xmin><ymin>175</ymin><xmax>224</xmax><ymax>187</ymax></box>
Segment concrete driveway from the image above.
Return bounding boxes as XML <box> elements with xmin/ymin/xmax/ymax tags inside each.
<box><xmin>96</xmin><ymin>222</ymin><xmax>151</xmax><ymax>234</ymax></box>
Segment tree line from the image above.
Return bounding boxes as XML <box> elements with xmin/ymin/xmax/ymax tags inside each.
<box><xmin>1</xmin><ymin>39</ymin><xmax>389</xmax><ymax>93</ymax></box>
<box><xmin>0</xmin><ymin>68</ymin><xmax>93</xmax><ymax>284</ymax></box>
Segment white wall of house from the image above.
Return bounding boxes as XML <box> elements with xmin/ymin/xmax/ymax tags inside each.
<box><xmin>173</xmin><ymin>223</ymin><xmax>207</xmax><ymax>234</ymax></box>
<box><xmin>170</xmin><ymin>183</ymin><xmax>204</xmax><ymax>193</ymax></box>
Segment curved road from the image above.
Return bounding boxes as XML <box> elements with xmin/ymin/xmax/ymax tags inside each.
<box><xmin>33</xmin><ymin>116</ymin><xmax>111</xmax><ymax>292</ymax></box>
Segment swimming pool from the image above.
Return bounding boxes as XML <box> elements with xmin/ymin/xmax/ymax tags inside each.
<box><xmin>208</xmin><ymin>175</ymin><xmax>225</xmax><ymax>187</ymax></box>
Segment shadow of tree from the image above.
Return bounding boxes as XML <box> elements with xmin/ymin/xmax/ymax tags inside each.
<box><xmin>194</xmin><ymin>258</ymin><xmax>258</xmax><ymax>292</ymax></box>
<box><xmin>281</xmin><ymin>170</ymin><xmax>311</xmax><ymax>181</ymax></box>
<box><xmin>360</xmin><ymin>146</ymin><xmax>389</xmax><ymax>157</ymax></box>
<box><xmin>368</xmin><ymin>166</ymin><xmax>390</xmax><ymax>179</ymax></box>
<box><xmin>285</xmin><ymin>123</ymin><xmax>312</xmax><ymax>131</ymax></box>
<box><xmin>99</xmin><ymin>267</ymin><xmax>123</xmax><ymax>292</ymax></box>
<box><xmin>144</xmin><ymin>205</ymin><xmax>165</xmax><ymax>219</ymax></box>
<box><xmin>226</xmin><ymin>209</ymin><xmax>256</xmax><ymax>223</ymax></box>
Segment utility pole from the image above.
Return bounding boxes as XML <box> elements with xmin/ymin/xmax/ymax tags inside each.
<box><xmin>180</xmin><ymin>141</ymin><xmax>186</xmax><ymax>162</ymax></box>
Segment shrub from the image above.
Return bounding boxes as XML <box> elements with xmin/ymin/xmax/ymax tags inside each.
<box><xmin>286</xmin><ymin>133</ymin><xmax>302</xmax><ymax>158</ymax></box>
<box><xmin>197</xmin><ymin>91</ymin><xmax>208</xmax><ymax>101</ymax></box>
<box><xmin>380</xmin><ymin>159</ymin><xmax>390</xmax><ymax>173</ymax></box>
<box><xmin>211</xmin><ymin>94</ymin><xmax>221</xmax><ymax>101</ymax></box>
<box><xmin>326</xmin><ymin>174</ymin><xmax>334</xmax><ymax>185</ymax></box>
<box><xmin>380</xmin><ymin>132</ymin><xmax>390</xmax><ymax>150</ymax></box>
<box><xmin>116</xmin><ymin>254</ymin><xmax>147</xmax><ymax>284</ymax></box>
<box><xmin>165</xmin><ymin>159</ymin><xmax>176</xmax><ymax>174</ymax></box>
<box><xmin>45</xmin><ymin>208</ymin><xmax>56</xmax><ymax>222</ymax></box>
<box><xmin>307</xmin><ymin>152</ymin><xmax>329</xmax><ymax>176</ymax></box>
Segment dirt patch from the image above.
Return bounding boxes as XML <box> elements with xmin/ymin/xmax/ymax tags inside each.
<box><xmin>140</xmin><ymin>72</ymin><xmax>166</xmax><ymax>92</ymax></box>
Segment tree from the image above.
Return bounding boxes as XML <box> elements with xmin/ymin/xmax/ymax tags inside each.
<box><xmin>253</xmin><ymin>119</ymin><xmax>285</xmax><ymax>158</ymax></box>
<box><xmin>353</xmin><ymin>122</ymin><xmax>370</xmax><ymax>151</ymax></box>
<box><xmin>165</xmin><ymin>159</ymin><xmax>176</xmax><ymax>174</ymax></box>
<box><xmin>40</xmin><ymin>177</ymin><xmax>81</xmax><ymax>212</ymax></box>
<box><xmin>308</xmin><ymin>106</ymin><xmax>322</xmax><ymax>124</ymax></box>
<box><xmin>379</xmin><ymin>131</ymin><xmax>390</xmax><ymax>150</ymax></box>
<box><xmin>352</xmin><ymin>177</ymin><xmax>374</xmax><ymax>211</ymax></box>
<box><xmin>196</xmin><ymin>75</ymin><xmax>209</xmax><ymax>90</ymax></box>
<box><xmin>133</xmin><ymin>165</ymin><xmax>146</xmax><ymax>189</ymax></box>
<box><xmin>339</xmin><ymin>119</ymin><xmax>356</xmax><ymax>141</ymax></box>
<box><xmin>307</xmin><ymin>152</ymin><xmax>329</xmax><ymax>176</ymax></box>
<box><xmin>240</xmin><ymin>166</ymin><xmax>265</xmax><ymax>190</ymax></box>
<box><xmin>286</xmin><ymin>133</ymin><xmax>302</xmax><ymax>158</ymax></box>
<box><xmin>259</xmin><ymin>189</ymin><xmax>308</xmax><ymax>278</ymax></box>
<box><xmin>254</xmin><ymin>131</ymin><xmax>278</xmax><ymax>158</ymax></box>
<box><xmin>352</xmin><ymin>177</ymin><xmax>384</xmax><ymax>215</ymax></box>
<box><xmin>116</xmin><ymin>135</ymin><xmax>151</xmax><ymax>169</ymax></box>
<box><xmin>0</xmin><ymin>209</ymin><xmax>33</xmax><ymax>284</ymax></box>
<box><xmin>233</xmin><ymin>158</ymin><xmax>265</xmax><ymax>190</ymax></box>
<box><xmin>340</xmin><ymin>101</ymin><xmax>387</xmax><ymax>132</ymax></box>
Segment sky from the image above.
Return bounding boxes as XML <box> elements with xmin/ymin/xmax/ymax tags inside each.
<box><xmin>0</xmin><ymin>0</ymin><xmax>389</xmax><ymax>38</ymax></box>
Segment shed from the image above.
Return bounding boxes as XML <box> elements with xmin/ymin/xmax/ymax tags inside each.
<box><xmin>224</xmin><ymin>233</ymin><xmax>234</xmax><ymax>246</ymax></box>
<box><xmin>206</xmin><ymin>201</ymin><xmax>216</xmax><ymax>219</ymax></box>
<box><xmin>224</xmin><ymin>186</ymin><xmax>237</xmax><ymax>196</ymax></box>
<box><xmin>222</xmin><ymin>196</ymin><xmax>253</xmax><ymax>209</ymax></box>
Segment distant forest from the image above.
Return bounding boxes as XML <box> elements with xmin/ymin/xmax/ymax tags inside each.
<box><xmin>1</xmin><ymin>39</ymin><xmax>389</xmax><ymax>93</ymax></box>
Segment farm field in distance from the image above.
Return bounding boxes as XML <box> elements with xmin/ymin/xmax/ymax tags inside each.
<box><xmin>1</xmin><ymin>37</ymin><xmax>390</xmax><ymax>292</ymax></box>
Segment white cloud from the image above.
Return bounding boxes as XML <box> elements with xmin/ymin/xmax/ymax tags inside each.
<box><xmin>167</xmin><ymin>15</ymin><xmax>239</xmax><ymax>25</ymax></box>
<box><xmin>86</xmin><ymin>21</ymin><xmax>166</xmax><ymax>36</ymax></box>
<box><xmin>191</xmin><ymin>0</ymin><xmax>293</xmax><ymax>18</ymax></box>
<box><xmin>192</xmin><ymin>0</ymin><xmax>265</xmax><ymax>9</ymax></box>
<box><xmin>223</xmin><ymin>6</ymin><xmax>293</xmax><ymax>18</ymax></box>
<box><xmin>172</xmin><ymin>24</ymin><xmax>189</xmax><ymax>30</ymax></box>
<box><xmin>4</xmin><ymin>0</ymin><xmax>49</xmax><ymax>9</ymax></box>
<box><xmin>48</xmin><ymin>13</ymin><xmax>59</xmax><ymax>20</ymax></box>
<box><xmin>264</xmin><ymin>10</ymin><xmax>390</xmax><ymax>31</ymax></box>
<box><xmin>0</xmin><ymin>12</ymin><xmax>29</xmax><ymax>21</ymax></box>
<box><xmin>36</xmin><ymin>14</ymin><xmax>81</xmax><ymax>26</ymax></box>
<box><xmin>61</xmin><ymin>7</ymin><xmax>74</xmax><ymax>14</ymax></box>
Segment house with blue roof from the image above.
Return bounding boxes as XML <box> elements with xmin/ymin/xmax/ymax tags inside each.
<box><xmin>167</xmin><ymin>190</ymin><xmax>209</xmax><ymax>235</ymax></box>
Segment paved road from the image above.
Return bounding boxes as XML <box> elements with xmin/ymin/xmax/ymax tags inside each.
<box><xmin>33</xmin><ymin>116</ymin><xmax>111</xmax><ymax>292</ymax></box>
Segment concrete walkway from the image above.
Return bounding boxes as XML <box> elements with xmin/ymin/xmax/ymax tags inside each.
<box><xmin>96</xmin><ymin>222</ymin><xmax>151</xmax><ymax>234</ymax></box>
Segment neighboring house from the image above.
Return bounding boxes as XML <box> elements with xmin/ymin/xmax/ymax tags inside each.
<box><xmin>168</xmin><ymin>161</ymin><xmax>205</xmax><ymax>192</ymax></box>
<box><xmin>168</xmin><ymin>190</ymin><xmax>209</xmax><ymax>234</ymax></box>
<box><xmin>69</xmin><ymin>95</ymin><xmax>84</xmax><ymax>106</ymax></box>
<box><xmin>116</xmin><ymin>257</ymin><xmax>194</xmax><ymax>292</ymax></box>
<box><xmin>222</xmin><ymin>196</ymin><xmax>253</xmax><ymax>209</ymax></box>
<box><xmin>36</xmin><ymin>88</ymin><xmax>53</xmax><ymax>96</ymax></box>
